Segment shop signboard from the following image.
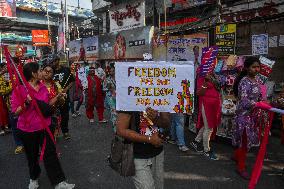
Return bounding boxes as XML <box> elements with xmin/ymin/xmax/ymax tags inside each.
<box><xmin>115</xmin><ymin>61</ymin><xmax>195</xmax><ymax>113</ymax></box>
<box><xmin>109</xmin><ymin>0</ymin><xmax>145</xmax><ymax>33</ymax></box>
<box><xmin>0</xmin><ymin>0</ymin><xmax>16</xmax><ymax>18</ymax></box>
<box><xmin>99</xmin><ymin>26</ymin><xmax>152</xmax><ymax>60</ymax></box>
<box><xmin>32</xmin><ymin>30</ymin><xmax>49</xmax><ymax>46</ymax></box>
<box><xmin>252</xmin><ymin>34</ymin><xmax>268</xmax><ymax>55</ymax></box>
<box><xmin>170</xmin><ymin>0</ymin><xmax>210</xmax><ymax>12</ymax></box>
<box><xmin>69</xmin><ymin>36</ymin><xmax>99</xmax><ymax>62</ymax></box>
<box><xmin>167</xmin><ymin>33</ymin><xmax>208</xmax><ymax>63</ymax></box>
<box><xmin>215</xmin><ymin>24</ymin><xmax>236</xmax><ymax>56</ymax></box>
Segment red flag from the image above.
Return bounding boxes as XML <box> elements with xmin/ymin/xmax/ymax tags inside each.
<box><xmin>2</xmin><ymin>45</ymin><xmax>58</xmax><ymax>161</ymax></box>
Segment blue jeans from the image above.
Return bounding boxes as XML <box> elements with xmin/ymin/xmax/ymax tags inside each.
<box><xmin>9</xmin><ymin>113</ymin><xmax>22</xmax><ymax>146</ymax></box>
<box><xmin>170</xmin><ymin>113</ymin><xmax>186</xmax><ymax>146</ymax></box>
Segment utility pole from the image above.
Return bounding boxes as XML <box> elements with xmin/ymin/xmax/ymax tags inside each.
<box><xmin>164</xmin><ymin>0</ymin><xmax>167</xmax><ymax>34</ymax></box>
<box><xmin>46</xmin><ymin>0</ymin><xmax>51</xmax><ymax>46</ymax></box>
<box><xmin>63</xmin><ymin>0</ymin><xmax>66</xmax><ymax>54</ymax></box>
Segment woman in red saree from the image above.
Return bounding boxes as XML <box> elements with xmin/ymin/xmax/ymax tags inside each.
<box><xmin>85</xmin><ymin>67</ymin><xmax>107</xmax><ymax>123</ymax></box>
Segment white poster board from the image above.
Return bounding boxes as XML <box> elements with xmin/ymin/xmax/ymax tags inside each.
<box><xmin>109</xmin><ymin>1</ymin><xmax>145</xmax><ymax>33</ymax></box>
<box><xmin>252</xmin><ymin>34</ymin><xmax>268</xmax><ymax>55</ymax></box>
<box><xmin>116</xmin><ymin>61</ymin><xmax>195</xmax><ymax>113</ymax></box>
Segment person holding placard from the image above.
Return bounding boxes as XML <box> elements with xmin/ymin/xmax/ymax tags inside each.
<box><xmin>190</xmin><ymin>73</ymin><xmax>221</xmax><ymax>160</ymax></box>
<box><xmin>116</xmin><ymin>108</ymin><xmax>170</xmax><ymax>189</ymax></box>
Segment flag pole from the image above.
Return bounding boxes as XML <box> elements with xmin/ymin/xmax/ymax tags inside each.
<box><xmin>0</xmin><ymin>32</ymin><xmax>2</xmax><ymax>64</ymax></box>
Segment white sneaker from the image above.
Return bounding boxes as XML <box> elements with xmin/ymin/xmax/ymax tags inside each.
<box><xmin>29</xmin><ymin>179</ymin><xmax>39</xmax><ymax>189</ymax></box>
<box><xmin>55</xmin><ymin>181</ymin><xmax>75</xmax><ymax>189</ymax></box>
<box><xmin>72</xmin><ymin>113</ymin><xmax>77</xmax><ymax>118</ymax></box>
<box><xmin>89</xmin><ymin>119</ymin><xmax>95</xmax><ymax>123</ymax></box>
<box><xmin>179</xmin><ymin>145</ymin><xmax>189</xmax><ymax>152</ymax></box>
<box><xmin>0</xmin><ymin>130</ymin><xmax>5</xmax><ymax>136</ymax></box>
<box><xmin>99</xmin><ymin>119</ymin><xmax>108</xmax><ymax>123</ymax></box>
<box><xmin>76</xmin><ymin>111</ymin><xmax>81</xmax><ymax>116</ymax></box>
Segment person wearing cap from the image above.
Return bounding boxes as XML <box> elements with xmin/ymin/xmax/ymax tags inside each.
<box><xmin>85</xmin><ymin>66</ymin><xmax>107</xmax><ymax>124</ymax></box>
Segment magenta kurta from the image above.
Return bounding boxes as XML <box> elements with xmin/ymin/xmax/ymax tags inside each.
<box><xmin>11</xmin><ymin>83</ymin><xmax>51</xmax><ymax>132</ymax></box>
<box><xmin>196</xmin><ymin>77</ymin><xmax>222</xmax><ymax>129</ymax></box>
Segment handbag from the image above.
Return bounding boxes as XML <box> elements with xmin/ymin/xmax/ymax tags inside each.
<box><xmin>108</xmin><ymin>112</ymin><xmax>137</xmax><ymax>177</ymax></box>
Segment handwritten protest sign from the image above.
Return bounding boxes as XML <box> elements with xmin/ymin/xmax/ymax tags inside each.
<box><xmin>116</xmin><ymin>61</ymin><xmax>195</xmax><ymax>113</ymax></box>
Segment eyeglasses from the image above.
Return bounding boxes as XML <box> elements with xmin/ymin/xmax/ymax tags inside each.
<box><xmin>45</xmin><ymin>69</ymin><xmax>53</xmax><ymax>74</ymax></box>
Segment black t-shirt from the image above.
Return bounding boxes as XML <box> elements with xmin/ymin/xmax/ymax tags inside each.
<box><xmin>53</xmin><ymin>66</ymin><xmax>75</xmax><ymax>89</ymax></box>
<box><xmin>124</xmin><ymin>111</ymin><xmax>163</xmax><ymax>159</ymax></box>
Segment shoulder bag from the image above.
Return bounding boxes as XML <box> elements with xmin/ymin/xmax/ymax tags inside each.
<box><xmin>108</xmin><ymin>112</ymin><xmax>138</xmax><ymax>177</ymax></box>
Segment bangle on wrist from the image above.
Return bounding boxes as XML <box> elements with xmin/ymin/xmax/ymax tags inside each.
<box><xmin>202</xmin><ymin>85</ymin><xmax>207</xmax><ymax>89</ymax></box>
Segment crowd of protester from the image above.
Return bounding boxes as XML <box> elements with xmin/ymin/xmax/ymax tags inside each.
<box><xmin>0</xmin><ymin>55</ymin><xmax>283</xmax><ymax>189</ymax></box>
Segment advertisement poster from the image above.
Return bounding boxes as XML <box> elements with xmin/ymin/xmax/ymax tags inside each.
<box><xmin>269</xmin><ymin>36</ymin><xmax>278</xmax><ymax>48</ymax></box>
<box><xmin>152</xmin><ymin>34</ymin><xmax>168</xmax><ymax>61</ymax></box>
<box><xmin>69</xmin><ymin>40</ymin><xmax>81</xmax><ymax>61</ymax></box>
<box><xmin>0</xmin><ymin>0</ymin><xmax>16</xmax><ymax>18</ymax></box>
<box><xmin>167</xmin><ymin>33</ymin><xmax>208</xmax><ymax>63</ymax></box>
<box><xmin>252</xmin><ymin>34</ymin><xmax>268</xmax><ymax>55</ymax></box>
<box><xmin>215</xmin><ymin>24</ymin><xmax>236</xmax><ymax>56</ymax></box>
<box><xmin>69</xmin><ymin>36</ymin><xmax>98</xmax><ymax>62</ymax></box>
<box><xmin>109</xmin><ymin>0</ymin><xmax>145</xmax><ymax>33</ymax></box>
<box><xmin>115</xmin><ymin>61</ymin><xmax>195</xmax><ymax>113</ymax></box>
<box><xmin>99</xmin><ymin>26</ymin><xmax>152</xmax><ymax>60</ymax></box>
<box><xmin>31</xmin><ymin>30</ymin><xmax>49</xmax><ymax>46</ymax></box>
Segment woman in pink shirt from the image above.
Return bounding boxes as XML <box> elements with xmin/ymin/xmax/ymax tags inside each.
<box><xmin>11</xmin><ymin>62</ymin><xmax>75</xmax><ymax>189</ymax></box>
<box><xmin>190</xmin><ymin>73</ymin><xmax>222</xmax><ymax>160</ymax></box>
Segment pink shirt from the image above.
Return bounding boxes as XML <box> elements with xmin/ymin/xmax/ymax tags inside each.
<box><xmin>11</xmin><ymin>83</ymin><xmax>51</xmax><ymax>132</ymax></box>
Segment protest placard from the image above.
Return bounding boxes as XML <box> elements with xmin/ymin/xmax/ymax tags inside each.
<box><xmin>116</xmin><ymin>61</ymin><xmax>195</xmax><ymax>113</ymax></box>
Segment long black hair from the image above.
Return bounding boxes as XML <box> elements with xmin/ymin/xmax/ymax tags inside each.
<box><xmin>233</xmin><ymin>56</ymin><xmax>261</xmax><ymax>97</ymax></box>
<box><xmin>23</xmin><ymin>62</ymin><xmax>40</xmax><ymax>81</ymax></box>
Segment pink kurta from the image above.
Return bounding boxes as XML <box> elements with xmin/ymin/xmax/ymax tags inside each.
<box><xmin>11</xmin><ymin>83</ymin><xmax>51</xmax><ymax>132</ymax></box>
<box><xmin>196</xmin><ymin>77</ymin><xmax>222</xmax><ymax>129</ymax></box>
